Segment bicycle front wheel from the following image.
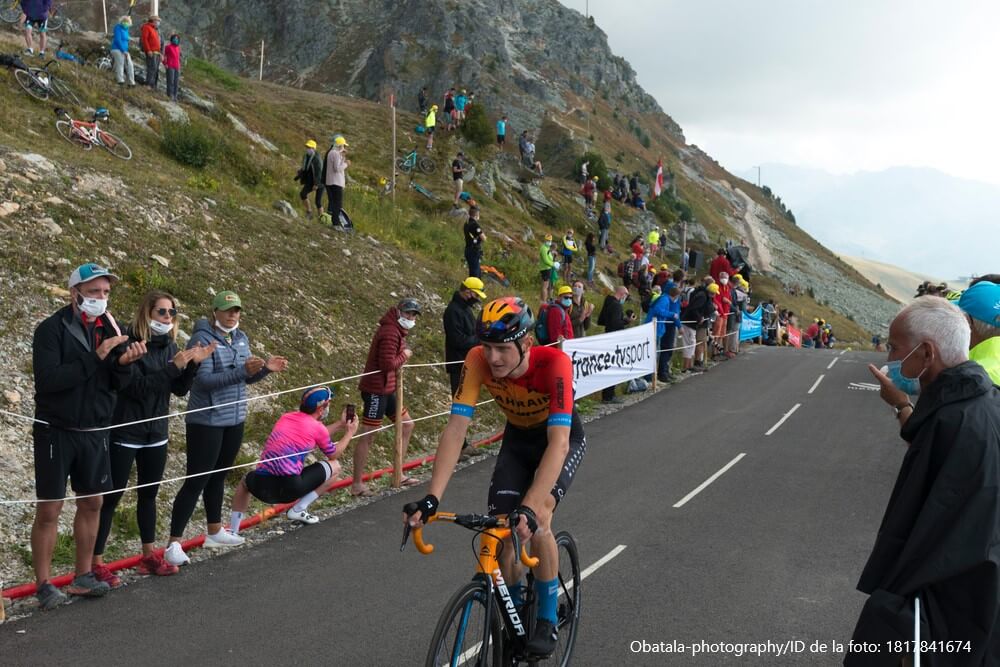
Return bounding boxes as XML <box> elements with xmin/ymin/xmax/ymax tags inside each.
<box><xmin>14</xmin><ymin>68</ymin><xmax>49</xmax><ymax>101</ymax></box>
<box><xmin>50</xmin><ymin>77</ymin><xmax>81</xmax><ymax>107</ymax></box>
<box><xmin>426</xmin><ymin>579</ymin><xmax>503</xmax><ymax>667</ymax></box>
<box><xmin>418</xmin><ymin>157</ymin><xmax>437</xmax><ymax>174</ymax></box>
<box><xmin>98</xmin><ymin>130</ymin><xmax>132</xmax><ymax>160</ymax></box>
<box><xmin>0</xmin><ymin>8</ymin><xmax>22</xmax><ymax>23</ymax></box>
<box><xmin>55</xmin><ymin>119</ymin><xmax>91</xmax><ymax>149</ymax></box>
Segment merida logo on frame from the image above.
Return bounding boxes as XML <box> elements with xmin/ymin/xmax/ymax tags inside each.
<box><xmin>494</xmin><ymin>569</ymin><xmax>526</xmax><ymax>636</ymax></box>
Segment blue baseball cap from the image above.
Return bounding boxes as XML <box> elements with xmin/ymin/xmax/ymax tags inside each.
<box><xmin>68</xmin><ymin>262</ymin><xmax>119</xmax><ymax>289</ymax></box>
<box><xmin>958</xmin><ymin>281</ymin><xmax>1000</xmax><ymax>326</ymax></box>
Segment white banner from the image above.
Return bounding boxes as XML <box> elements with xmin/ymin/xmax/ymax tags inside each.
<box><xmin>563</xmin><ymin>322</ymin><xmax>657</xmax><ymax>397</ymax></box>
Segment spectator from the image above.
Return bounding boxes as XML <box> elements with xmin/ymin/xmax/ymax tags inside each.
<box><xmin>418</xmin><ymin>86</ymin><xmax>428</xmax><ymax>114</ymax></box>
<box><xmin>569</xmin><ymin>280</ymin><xmax>594</xmax><ymax>338</ymax></box>
<box><xmin>580</xmin><ymin>160</ymin><xmax>589</xmax><ymax>184</ymax></box>
<box><xmin>561</xmin><ymin>229</ymin><xmax>578</xmax><ymax>282</ymax></box>
<box><xmin>296</xmin><ymin>139</ymin><xmax>323</xmax><ymax>219</ymax></box>
<box><xmin>958</xmin><ymin>281</ymin><xmax>1000</xmax><ymax>384</ymax></box>
<box><xmin>653</xmin><ymin>264</ymin><xmax>671</xmax><ymax>288</ymax></box>
<box><xmin>538</xmin><ymin>234</ymin><xmax>558</xmax><ymax>303</ymax></box>
<box><xmin>547</xmin><ymin>285</ymin><xmax>575</xmax><ymax>343</ymax></box>
<box><xmin>229</xmin><ymin>388</ymin><xmax>358</xmax><ymax>530</ymax></box>
<box><xmin>140</xmin><ymin>14</ymin><xmax>162</xmax><ymax>91</ymax></box>
<box><xmin>629</xmin><ymin>173</ymin><xmax>639</xmax><ymax>197</ymax></box>
<box><xmin>452</xmin><ymin>151</ymin><xmax>465</xmax><ymax>206</ymax></box>
<box><xmin>630</xmin><ymin>236</ymin><xmax>645</xmax><ymax>261</ymax></box>
<box><xmin>163</xmin><ymin>33</ymin><xmax>181</xmax><ymax>102</ymax></box>
<box><xmin>92</xmin><ymin>291</ymin><xmax>215</xmax><ymax>583</ymax></box>
<box><xmin>463</xmin><ymin>206</ymin><xmax>485</xmax><ymax>279</ymax></box>
<box><xmin>454</xmin><ymin>89</ymin><xmax>468</xmax><ymax>124</ymax></box>
<box><xmin>165</xmin><ymin>291</ymin><xmax>288</xmax><ymax>566</ymax></box>
<box><xmin>647</xmin><ymin>228</ymin><xmax>660</xmax><ymax>256</ymax></box>
<box><xmin>31</xmin><ymin>263</ymin><xmax>147</xmax><ymax>609</ymax></box>
<box><xmin>712</xmin><ymin>273</ymin><xmax>732</xmax><ymax>358</ymax></box>
<box><xmin>354</xmin><ymin>299</ymin><xmax>421</xmax><ymax>495</ymax></box>
<box><xmin>597</xmin><ymin>286</ymin><xmax>635</xmax><ymax>403</ymax></box>
<box><xmin>524</xmin><ymin>136</ymin><xmax>543</xmax><ymax>175</ymax></box>
<box><xmin>852</xmin><ymin>297</ymin><xmax>1000</xmax><ymax>665</ymax></box>
<box><xmin>647</xmin><ymin>285</ymin><xmax>682</xmax><ymax>382</ymax></box>
<box><xmin>727</xmin><ymin>275</ymin><xmax>748</xmax><ymax>358</ymax></box>
<box><xmin>110</xmin><ymin>16</ymin><xmax>135</xmax><ymax>86</ymax></box>
<box><xmin>871</xmin><ymin>333</ymin><xmax>883</xmax><ymax>352</ymax></box>
<box><xmin>597</xmin><ymin>202</ymin><xmax>612</xmax><ymax>252</ymax></box>
<box><xmin>518</xmin><ymin>130</ymin><xmax>529</xmax><ymax>164</ymax></box>
<box><xmin>699</xmin><ymin>280</ymin><xmax>719</xmax><ymax>369</ymax></box>
<box><xmin>443</xmin><ymin>88</ymin><xmax>456</xmax><ymax>131</ymax></box>
<box><xmin>322</xmin><ymin>134</ymin><xmax>350</xmax><ymax>229</ymax></box>
<box><xmin>580</xmin><ymin>177</ymin><xmax>597</xmax><ymax>215</ymax></box>
<box><xmin>804</xmin><ymin>318</ymin><xmax>820</xmax><ymax>349</ymax></box>
<box><xmin>496</xmin><ymin>114</ymin><xmax>508</xmax><ymax>150</ymax></box>
<box><xmin>425</xmin><ymin>104</ymin><xmax>437</xmax><ymax>150</ymax></box>
<box><xmin>21</xmin><ymin>0</ymin><xmax>51</xmax><ymax>57</ymax></box>
<box><xmin>709</xmin><ymin>248</ymin><xmax>734</xmax><ymax>283</ymax></box>
<box><xmin>584</xmin><ymin>232</ymin><xmax>597</xmax><ymax>283</ymax></box>
<box><xmin>677</xmin><ymin>280</ymin><xmax>701</xmax><ymax>373</ymax></box>
<box><xmin>762</xmin><ymin>299</ymin><xmax>778</xmax><ymax>345</ymax></box>
<box><xmin>443</xmin><ymin>277</ymin><xmax>486</xmax><ymax>459</ymax></box>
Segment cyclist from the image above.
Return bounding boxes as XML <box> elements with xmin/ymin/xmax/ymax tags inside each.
<box><xmin>404</xmin><ymin>296</ymin><xmax>586</xmax><ymax>658</ymax></box>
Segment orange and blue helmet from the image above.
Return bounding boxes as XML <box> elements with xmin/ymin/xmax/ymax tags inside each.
<box><xmin>478</xmin><ymin>297</ymin><xmax>534</xmax><ymax>344</ymax></box>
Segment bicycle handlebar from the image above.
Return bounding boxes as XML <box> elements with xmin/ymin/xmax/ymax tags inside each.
<box><xmin>405</xmin><ymin>512</ymin><xmax>539</xmax><ymax>568</ymax></box>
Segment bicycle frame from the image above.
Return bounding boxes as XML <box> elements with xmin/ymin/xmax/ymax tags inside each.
<box><xmin>401</xmin><ymin>150</ymin><xmax>418</xmax><ymax>169</ymax></box>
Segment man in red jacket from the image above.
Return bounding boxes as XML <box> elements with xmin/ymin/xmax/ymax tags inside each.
<box><xmin>140</xmin><ymin>14</ymin><xmax>162</xmax><ymax>91</ymax></box>
<box><xmin>547</xmin><ymin>285</ymin><xmax>575</xmax><ymax>343</ymax></box>
<box><xmin>352</xmin><ymin>299</ymin><xmax>420</xmax><ymax>496</ymax></box>
<box><xmin>709</xmin><ymin>248</ymin><xmax>734</xmax><ymax>283</ymax></box>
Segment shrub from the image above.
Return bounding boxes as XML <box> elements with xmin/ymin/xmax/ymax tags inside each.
<box><xmin>461</xmin><ymin>103</ymin><xmax>494</xmax><ymax>148</ymax></box>
<box><xmin>574</xmin><ymin>151</ymin><xmax>609</xmax><ymax>184</ymax></box>
<box><xmin>186</xmin><ymin>174</ymin><xmax>220</xmax><ymax>191</ymax></box>
<box><xmin>161</xmin><ymin>120</ymin><xmax>219</xmax><ymax>168</ymax></box>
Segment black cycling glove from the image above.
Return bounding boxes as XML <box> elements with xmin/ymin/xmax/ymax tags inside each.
<box><xmin>403</xmin><ymin>494</ymin><xmax>439</xmax><ymax>524</ymax></box>
<box><xmin>512</xmin><ymin>505</ymin><xmax>538</xmax><ymax>535</ymax></box>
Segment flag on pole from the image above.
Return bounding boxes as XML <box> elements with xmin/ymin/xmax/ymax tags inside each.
<box><xmin>653</xmin><ymin>159</ymin><xmax>664</xmax><ymax>199</ymax></box>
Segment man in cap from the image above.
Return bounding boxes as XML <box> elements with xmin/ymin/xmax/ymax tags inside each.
<box><xmin>297</xmin><ymin>139</ymin><xmax>323</xmax><ymax>219</ymax></box>
<box><xmin>549</xmin><ymin>285</ymin><xmax>576</xmax><ymax>343</ymax></box>
<box><xmin>30</xmin><ymin>263</ymin><xmax>147</xmax><ymax>609</ymax></box>
<box><xmin>597</xmin><ymin>286</ymin><xmax>636</xmax><ymax>403</ymax></box>
<box><xmin>353</xmin><ymin>299</ymin><xmax>422</xmax><ymax>495</ymax></box>
<box><xmin>463</xmin><ymin>206</ymin><xmax>485</xmax><ymax>279</ymax></box>
<box><xmin>452</xmin><ymin>150</ymin><xmax>465</xmax><ymax>206</ymax></box>
<box><xmin>443</xmin><ymin>278</ymin><xmax>486</xmax><ymax>459</ymax></box>
<box><xmin>958</xmin><ymin>280</ymin><xmax>1000</xmax><ymax>384</ymax></box>
<box><xmin>539</xmin><ymin>233</ymin><xmax>558</xmax><ymax>303</ymax></box>
<box><xmin>140</xmin><ymin>14</ymin><xmax>162</xmax><ymax>91</ymax></box>
<box><xmin>322</xmin><ymin>134</ymin><xmax>350</xmax><ymax>229</ymax></box>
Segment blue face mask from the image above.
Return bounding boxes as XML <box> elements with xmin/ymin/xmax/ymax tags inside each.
<box><xmin>882</xmin><ymin>344</ymin><xmax>925</xmax><ymax>396</ymax></box>
<box><xmin>561</xmin><ymin>298</ymin><xmax>573</xmax><ymax>308</ymax></box>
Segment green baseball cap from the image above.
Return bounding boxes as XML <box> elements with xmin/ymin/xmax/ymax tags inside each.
<box><xmin>212</xmin><ymin>290</ymin><xmax>242</xmax><ymax>311</ymax></box>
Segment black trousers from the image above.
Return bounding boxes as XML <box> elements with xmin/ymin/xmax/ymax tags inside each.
<box><xmin>325</xmin><ymin>184</ymin><xmax>344</xmax><ymax>224</ymax></box>
<box><xmin>95</xmin><ymin>442</ymin><xmax>169</xmax><ymax>553</ymax></box>
<box><xmin>170</xmin><ymin>423</ymin><xmax>244</xmax><ymax>536</ymax></box>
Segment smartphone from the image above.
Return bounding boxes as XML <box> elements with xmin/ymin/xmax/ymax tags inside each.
<box><xmin>345</xmin><ymin>404</ymin><xmax>356</xmax><ymax>422</ymax></box>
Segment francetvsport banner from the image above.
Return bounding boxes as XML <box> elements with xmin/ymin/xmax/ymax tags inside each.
<box><xmin>739</xmin><ymin>304</ymin><xmax>763</xmax><ymax>342</ymax></box>
<box><xmin>562</xmin><ymin>322</ymin><xmax>657</xmax><ymax>397</ymax></box>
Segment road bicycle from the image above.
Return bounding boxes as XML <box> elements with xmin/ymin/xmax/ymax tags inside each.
<box><xmin>397</xmin><ymin>147</ymin><xmax>436</xmax><ymax>174</ymax></box>
<box><xmin>14</xmin><ymin>60</ymin><xmax>81</xmax><ymax>106</ymax></box>
<box><xmin>54</xmin><ymin>109</ymin><xmax>133</xmax><ymax>160</ymax></box>
<box><xmin>403</xmin><ymin>510</ymin><xmax>581</xmax><ymax>666</ymax></box>
<box><xmin>1</xmin><ymin>1</ymin><xmax>65</xmax><ymax>31</ymax></box>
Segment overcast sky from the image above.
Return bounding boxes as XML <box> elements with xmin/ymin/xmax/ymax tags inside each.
<box><xmin>564</xmin><ymin>0</ymin><xmax>1000</xmax><ymax>186</ymax></box>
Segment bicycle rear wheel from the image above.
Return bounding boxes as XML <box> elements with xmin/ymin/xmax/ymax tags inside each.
<box><xmin>396</xmin><ymin>157</ymin><xmax>413</xmax><ymax>173</ymax></box>
<box><xmin>426</xmin><ymin>579</ymin><xmax>503</xmax><ymax>667</ymax></box>
<box><xmin>0</xmin><ymin>8</ymin><xmax>21</xmax><ymax>23</ymax></box>
<box><xmin>525</xmin><ymin>532</ymin><xmax>581</xmax><ymax>667</ymax></box>
<box><xmin>98</xmin><ymin>130</ymin><xmax>132</xmax><ymax>160</ymax></box>
<box><xmin>50</xmin><ymin>77</ymin><xmax>81</xmax><ymax>107</ymax></box>
<box><xmin>55</xmin><ymin>119</ymin><xmax>92</xmax><ymax>149</ymax></box>
<box><xmin>46</xmin><ymin>13</ymin><xmax>64</xmax><ymax>31</ymax></box>
<box><xmin>418</xmin><ymin>156</ymin><xmax>437</xmax><ymax>174</ymax></box>
<box><xmin>14</xmin><ymin>68</ymin><xmax>49</xmax><ymax>101</ymax></box>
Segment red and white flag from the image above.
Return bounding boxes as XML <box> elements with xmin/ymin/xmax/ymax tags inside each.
<box><xmin>653</xmin><ymin>159</ymin><xmax>664</xmax><ymax>199</ymax></box>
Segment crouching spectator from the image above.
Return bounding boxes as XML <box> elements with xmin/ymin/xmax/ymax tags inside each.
<box><xmin>228</xmin><ymin>387</ymin><xmax>359</xmax><ymax>531</ymax></box>
<box><xmin>92</xmin><ymin>291</ymin><xmax>216</xmax><ymax>584</ymax></box>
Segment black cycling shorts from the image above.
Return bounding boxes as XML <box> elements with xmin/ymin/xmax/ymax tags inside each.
<box><xmin>361</xmin><ymin>391</ymin><xmax>409</xmax><ymax>427</ymax></box>
<box><xmin>487</xmin><ymin>411</ymin><xmax>586</xmax><ymax>517</ymax></box>
<box><xmin>245</xmin><ymin>461</ymin><xmax>332</xmax><ymax>504</ymax></box>
<box><xmin>26</xmin><ymin>18</ymin><xmax>48</xmax><ymax>32</ymax></box>
<box><xmin>33</xmin><ymin>425</ymin><xmax>112</xmax><ymax>500</ymax></box>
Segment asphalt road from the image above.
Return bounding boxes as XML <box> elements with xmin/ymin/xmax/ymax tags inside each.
<box><xmin>1</xmin><ymin>346</ymin><xmax>904</xmax><ymax>666</ymax></box>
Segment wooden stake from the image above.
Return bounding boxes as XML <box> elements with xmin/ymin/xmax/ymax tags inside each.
<box><xmin>101</xmin><ymin>0</ymin><xmax>108</xmax><ymax>34</ymax></box>
<box><xmin>258</xmin><ymin>40</ymin><xmax>264</xmax><ymax>81</ymax></box>
<box><xmin>393</xmin><ymin>369</ymin><xmax>404</xmax><ymax>488</ymax></box>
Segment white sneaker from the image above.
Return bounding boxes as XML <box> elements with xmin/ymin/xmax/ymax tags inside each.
<box><xmin>286</xmin><ymin>508</ymin><xmax>319</xmax><ymax>524</ymax></box>
<box><xmin>204</xmin><ymin>529</ymin><xmax>245</xmax><ymax>548</ymax></box>
<box><xmin>164</xmin><ymin>541</ymin><xmax>190</xmax><ymax>566</ymax></box>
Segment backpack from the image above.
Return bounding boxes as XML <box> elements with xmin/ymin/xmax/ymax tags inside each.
<box><xmin>534</xmin><ymin>302</ymin><xmax>566</xmax><ymax>345</ymax></box>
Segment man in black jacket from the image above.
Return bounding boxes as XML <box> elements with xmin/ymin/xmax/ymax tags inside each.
<box><xmin>597</xmin><ymin>286</ymin><xmax>635</xmax><ymax>404</ymax></box>
<box><xmin>443</xmin><ymin>277</ymin><xmax>486</xmax><ymax>458</ymax></box>
<box><xmin>30</xmin><ymin>263</ymin><xmax>146</xmax><ymax>610</ymax></box>
<box><xmin>850</xmin><ymin>296</ymin><xmax>1000</xmax><ymax>666</ymax></box>
<box><xmin>680</xmin><ymin>278</ymin><xmax>716</xmax><ymax>371</ymax></box>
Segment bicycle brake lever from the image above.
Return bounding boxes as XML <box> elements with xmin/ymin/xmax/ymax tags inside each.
<box><xmin>400</xmin><ymin>521</ymin><xmax>412</xmax><ymax>552</ymax></box>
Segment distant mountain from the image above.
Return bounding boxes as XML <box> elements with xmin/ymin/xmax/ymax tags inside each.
<box><xmin>839</xmin><ymin>255</ymin><xmax>944</xmax><ymax>305</ymax></box>
<box><xmin>735</xmin><ymin>164</ymin><xmax>997</xmax><ymax>281</ymax></box>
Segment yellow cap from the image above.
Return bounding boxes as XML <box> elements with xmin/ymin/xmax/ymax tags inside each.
<box><xmin>659</xmin><ymin>264</ymin><xmax>669</xmax><ymax>271</ymax></box>
<box><xmin>556</xmin><ymin>285</ymin><xmax>573</xmax><ymax>297</ymax></box>
<box><xmin>334</xmin><ymin>136</ymin><xmax>349</xmax><ymax>147</ymax></box>
<box><xmin>461</xmin><ymin>277</ymin><xmax>487</xmax><ymax>300</ymax></box>
<box><xmin>305</xmin><ymin>139</ymin><xmax>317</xmax><ymax>149</ymax></box>
<box><xmin>708</xmin><ymin>283</ymin><xmax>720</xmax><ymax>295</ymax></box>
<box><xmin>544</xmin><ymin>234</ymin><xmax>553</xmax><ymax>241</ymax></box>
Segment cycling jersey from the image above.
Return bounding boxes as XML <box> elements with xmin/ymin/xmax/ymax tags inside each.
<box><xmin>451</xmin><ymin>345</ymin><xmax>574</xmax><ymax>429</ymax></box>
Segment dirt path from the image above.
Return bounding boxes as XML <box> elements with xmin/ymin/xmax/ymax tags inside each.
<box><xmin>732</xmin><ymin>187</ymin><xmax>775</xmax><ymax>273</ymax></box>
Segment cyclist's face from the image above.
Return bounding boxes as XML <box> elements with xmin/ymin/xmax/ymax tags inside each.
<box><xmin>482</xmin><ymin>340</ymin><xmax>528</xmax><ymax>378</ymax></box>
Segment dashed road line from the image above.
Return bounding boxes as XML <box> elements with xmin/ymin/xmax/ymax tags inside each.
<box><xmin>808</xmin><ymin>374</ymin><xmax>825</xmax><ymax>395</ymax></box>
<box><xmin>765</xmin><ymin>403</ymin><xmax>802</xmax><ymax>436</ymax></box>
<box><xmin>827</xmin><ymin>357</ymin><xmax>839</xmax><ymax>370</ymax></box>
<box><xmin>673</xmin><ymin>454</ymin><xmax>747</xmax><ymax>508</ymax></box>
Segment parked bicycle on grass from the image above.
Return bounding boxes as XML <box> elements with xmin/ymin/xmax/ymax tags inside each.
<box><xmin>54</xmin><ymin>107</ymin><xmax>133</xmax><ymax>160</ymax></box>
<box><xmin>14</xmin><ymin>59</ymin><xmax>81</xmax><ymax>106</ymax></box>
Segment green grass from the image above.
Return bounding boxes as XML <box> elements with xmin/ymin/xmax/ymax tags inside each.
<box><xmin>186</xmin><ymin>57</ymin><xmax>244</xmax><ymax>91</ymax></box>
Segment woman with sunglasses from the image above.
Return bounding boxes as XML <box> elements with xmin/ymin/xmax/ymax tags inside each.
<box><xmin>91</xmin><ymin>291</ymin><xmax>217</xmax><ymax>584</ymax></box>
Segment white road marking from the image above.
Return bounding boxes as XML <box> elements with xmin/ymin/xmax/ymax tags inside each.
<box><xmin>839</xmin><ymin>349</ymin><xmax>847</xmax><ymax>356</ymax></box>
<box><xmin>452</xmin><ymin>545</ymin><xmax>628</xmax><ymax>666</ymax></box>
<box><xmin>848</xmin><ymin>382</ymin><xmax>879</xmax><ymax>392</ymax></box>
<box><xmin>808</xmin><ymin>375</ymin><xmax>825</xmax><ymax>395</ymax></box>
<box><xmin>827</xmin><ymin>357</ymin><xmax>839</xmax><ymax>370</ymax></box>
<box><xmin>765</xmin><ymin>403</ymin><xmax>802</xmax><ymax>436</ymax></box>
<box><xmin>673</xmin><ymin>454</ymin><xmax>747</xmax><ymax>508</ymax></box>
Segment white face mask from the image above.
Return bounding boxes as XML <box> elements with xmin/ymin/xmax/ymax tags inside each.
<box><xmin>398</xmin><ymin>316</ymin><xmax>416</xmax><ymax>330</ymax></box>
<box><xmin>720</xmin><ymin>278</ymin><xmax>729</xmax><ymax>285</ymax></box>
<box><xmin>149</xmin><ymin>320</ymin><xmax>174</xmax><ymax>336</ymax></box>
<box><xmin>78</xmin><ymin>296</ymin><xmax>108</xmax><ymax>318</ymax></box>
<box><xmin>319</xmin><ymin>406</ymin><xmax>330</xmax><ymax>421</ymax></box>
<box><xmin>215</xmin><ymin>319</ymin><xmax>239</xmax><ymax>334</ymax></box>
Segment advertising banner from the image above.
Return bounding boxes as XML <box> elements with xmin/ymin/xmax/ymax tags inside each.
<box><xmin>739</xmin><ymin>305</ymin><xmax>763</xmax><ymax>342</ymax></box>
<box><xmin>563</xmin><ymin>322</ymin><xmax>657</xmax><ymax>397</ymax></box>
<box><xmin>787</xmin><ymin>326</ymin><xmax>802</xmax><ymax>348</ymax></box>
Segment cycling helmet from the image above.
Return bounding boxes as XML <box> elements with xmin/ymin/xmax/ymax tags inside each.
<box><xmin>94</xmin><ymin>107</ymin><xmax>110</xmax><ymax>122</ymax></box>
<box><xmin>478</xmin><ymin>297</ymin><xmax>534</xmax><ymax>344</ymax></box>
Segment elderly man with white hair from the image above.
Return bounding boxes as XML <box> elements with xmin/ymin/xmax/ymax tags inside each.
<box><xmin>847</xmin><ymin>296</ymin><xmax>1000</xmax><ymax>666</ymax></box>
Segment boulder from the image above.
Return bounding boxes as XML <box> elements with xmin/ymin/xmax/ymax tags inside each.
<box><xmin>273</xmin><ymin>200</ymin><xmax>298</xmax><ymax>218</ymax></box>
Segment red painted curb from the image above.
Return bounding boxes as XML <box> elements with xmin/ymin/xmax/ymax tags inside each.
<box><xmin>2</xmin><ymin>432</ymin><xmax>503</xmax><ymax>601</ymax></box>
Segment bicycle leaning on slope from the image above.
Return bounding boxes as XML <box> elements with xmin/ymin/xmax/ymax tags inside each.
<box><xmin>54</xmin><ymin>107</ymin><xmax>133</xmax><ymax>160</ymax></box>
<box><xmin>14</xmin><ymin>59</ymin><xmax>81</xmax><ymax>106</ymax></box>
